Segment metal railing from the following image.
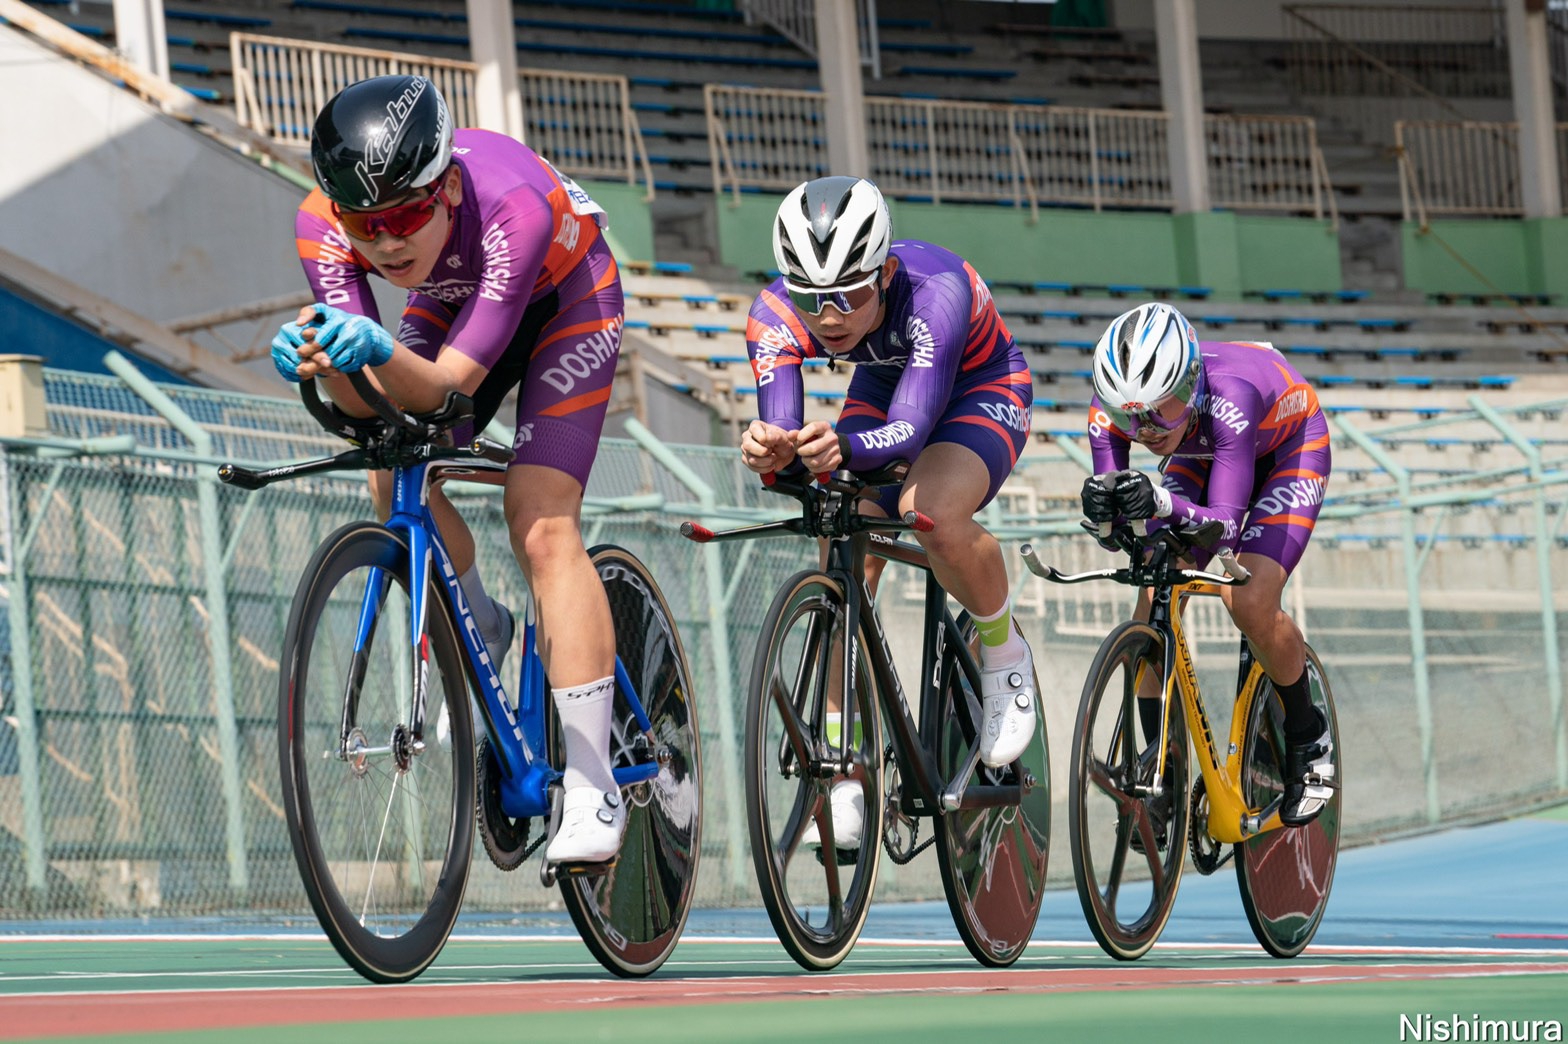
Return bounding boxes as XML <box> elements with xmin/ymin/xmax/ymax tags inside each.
<box><xmin>1283</xmin><ymin>4</ymin><xmax>1509</xmax><ymax>145</ymax></box>
<box><xmin>4</xmin><ymin>367</ymin><xmax>1566</xmax><ymax>920</ymax></box>
<box><xmin>230</xmin><ymin>33</ymin><xmax>654</xmax><ymax>198</ymax></box>
<box><xmin>707</xmin><ymin>85</ymin><xmax>1335</xmax><ymax>221</ymax></box>
<box><xmin>741</xmin><ymin>0</ymin><xmax>881</xmax><ymax>79</ymax></box>
<box><xmin>1396</xmin><ymin>118</ymin><xmax>1568</xmax><ymax>220</ymax></box>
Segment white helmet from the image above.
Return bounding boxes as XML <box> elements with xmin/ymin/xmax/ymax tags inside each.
<box><xmin>772</xmin><ymin>176</ymin><xmax>892</xmax><ymax>292</ymax></box>
<box><xmin>1091</xmin><ymin>302</ymin><xmax>1204</xmax><ymax>413</ymax></box>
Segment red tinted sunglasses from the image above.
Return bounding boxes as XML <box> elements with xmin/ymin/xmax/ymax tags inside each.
<box><xmin>333</xmin><ymin>179</ymin><xmax>454</xmax><ymax>241</ymax></box>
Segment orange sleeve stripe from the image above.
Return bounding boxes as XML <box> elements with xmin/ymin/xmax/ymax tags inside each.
<box><xmin>840</xmin><ymin>401</ymin><xmax>887</xmax><ymax>421</ymax></box>
<box><xmin>950</xmin><ymin>414</ymin><xmax>1018</xmax><ymax>453</ymax></box>
<box><xmin>540</xmin><ymin>385</ymin><xmax>612</xmax><ymax>417</ymax></box>
<box><xmin>532</xmin><ymin>318</ymin><xmax>616</xmax><ymax>358</ymax></box>
<box><xmin>591</xmin><ymin>255</ymin><xmax>620</xmax><ymax>296</ymax></box>
<box><xmin>759</xmin><ymin>287</ymin><xmax>818</xmax><ymax>356</ymax></box>
<box><xmin>1166</xmin><ymin>462</ymin><xmax>1207</xmax><ymax>485</ymax></box>
<box><xmin>1273</xmin><ymin>467</ymin><xmax>1326</xmax><ymax>480</ymax></box>
<box><xmin>1256</xmin><ymin>514</ymin><xmax>1319</xmax><ymax>528</ymax></box>
<box><xmin>403</xmin><ymin>306</ymin><xmax>452</xmax><ymax>332</ymax></box>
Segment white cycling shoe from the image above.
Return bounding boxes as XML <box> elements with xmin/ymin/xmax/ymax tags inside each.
<box><xmin>978</xmin><ymin>645</ymin><xmax>1038</xmax><ymax>768</ymax></box>
<box><xmin>546</xmin><ymin>786</ymin><xmax>627</xmax><ymax>865</ymax></box>
<box><xmin>799</xmin><ymin>778</ymin><xmax>865</xmax><ymax>851</ymax></box>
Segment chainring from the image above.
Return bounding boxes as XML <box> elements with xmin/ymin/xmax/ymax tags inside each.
<box><xmin>1187</xmin><ymin>776</ymin><xmax>1231</xmax><ymax>875</ymax></box>
<box><xmin>477</xmin><ymin>738</ymin><xmax>531</xmax><ymax>871</ymax></box>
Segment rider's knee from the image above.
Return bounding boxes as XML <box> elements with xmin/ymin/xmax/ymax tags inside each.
<box><xmin>508</xmin><ymin>513</ymin><xmax>583</xmax><ymax>576</ymax></box>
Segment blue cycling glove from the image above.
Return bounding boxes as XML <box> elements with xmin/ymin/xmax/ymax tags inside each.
<box><xmin>309</xmin><ymin>303</ymin><xmax>395</xmax><ymax>373</ymax></box>
<box><xmin>271</xmin><ymin>304</ymin><xmax>394</xmax><ymax>383</ymax></box>
<box><xmin>271</xmin><ymin>319</ymin><xmax>308</xmax><ymax>383</ymax></box>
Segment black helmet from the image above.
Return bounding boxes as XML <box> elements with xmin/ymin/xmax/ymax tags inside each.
<box><xmin>310</xmin><ymin>74</ymin><xmax>453</xmax><ymax>209</ymax></box>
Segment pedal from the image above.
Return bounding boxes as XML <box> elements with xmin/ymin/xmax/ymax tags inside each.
<box><xmin>554</xmin><ymin>857</ymin><xmax>619</xmax><ymax>878</ymax></box>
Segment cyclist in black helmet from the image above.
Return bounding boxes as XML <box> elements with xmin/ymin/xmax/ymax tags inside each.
<box><xmin>272</xmin><ymin>74</ymin><xmax>630</xmax><ymax>866</ymax></box>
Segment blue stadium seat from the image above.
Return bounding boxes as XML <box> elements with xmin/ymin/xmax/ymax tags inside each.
<box><xmin>896</xmin><ymin>65</ymin><xmax>1017</xmax><ymax>80</ymax></box>
<box><xmin>166</xmin><ymin>8</ymin><xmax>271</xmax><ymax>27</ymax></box>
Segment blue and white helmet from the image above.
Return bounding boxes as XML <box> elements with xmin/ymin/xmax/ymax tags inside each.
<box><xmin>1091</xmin><ymin>302</ymin><xmax>1203</xmax><ymax>412</ymax></box>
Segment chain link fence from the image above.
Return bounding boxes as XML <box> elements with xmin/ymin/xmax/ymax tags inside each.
<box><xmin>2</xmin><ymin>368</ymin><xmax>1566</xmax><ymax>921</ymax></box>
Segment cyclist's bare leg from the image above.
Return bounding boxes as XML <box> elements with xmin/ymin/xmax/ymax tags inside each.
<box><xmin>902</xmin><ymin>443</ymin><xmax>1034</xmax><ymax>766</ymax></box>
<box><xmin>1220</xmin><ymin>552</ymin><xmax>1318</xmax><ymax>740</ymax></box>
<box><xmin>896</xmin><ymin>443</ymin><xmax>1009</xmax><ymax>618</ymax></box>
<box><xmin>1219</xmin><ymin>554</ymin><xmax>1304</xmax><ymax>686</ymax></box>
<box><xmin>502</xmin><ymin>465</ymin><xmax>615</xmax><ymax>687</ymax></box>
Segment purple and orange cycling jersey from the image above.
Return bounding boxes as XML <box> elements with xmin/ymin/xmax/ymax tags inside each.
<box><xmin>294</xmin><ymin>128</ymin><xmax>609</xmax><ymax>370</ymax></box>
<box><xmin>291</xmin><ymin>129</ymin><xmax>623</xmax><ymax>484</ymax></box>
<box><xmin>745</xmin><ymin>240</ymin><xmax>1033</xmax><ymax>478</ymax></box>
<box><xmin>1088</xmin><ymin>339</ymin><xmax>1332</xmax><ymax>572</ymax></box>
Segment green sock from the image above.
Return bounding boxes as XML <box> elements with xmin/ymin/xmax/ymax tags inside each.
<box><xmin>973</xmin><ymin>600</ymin><xmax>1013</xmax><ymax>648</ymax></box>
<box><xmin>824</xmin><ymin>712</ymin><xmax>864</xmax><ymax>750</ymax></box>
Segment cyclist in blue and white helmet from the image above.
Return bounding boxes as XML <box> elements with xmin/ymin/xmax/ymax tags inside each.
<box><xmin>1089</xmin><ymin>301</ymin><xmax>1205</xmax><ymax>455</ymax></box>
<box><xmin>1081</xmin><ymin>300</ymin><xmax>1339</xmax><ymax>835</ymax></box>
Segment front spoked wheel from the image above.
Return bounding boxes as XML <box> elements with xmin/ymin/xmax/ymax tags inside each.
<box><xmin>934</xmin><ymin>619</ymin><xmax>1051</xmax><ymax>967</ymax></box>
<box><xmin>556</xmin><ymin>546</ymin><xmax>703</xmax><ymax>977</ymax></box>
<box><xmin>746</xmin><ymin>570</ymin><xmax>883</xmax><ymax>971</ymax></box>
<box><xmin>1070</xmin><ymin>621</ymin><xmax>1189</xmax><ymax>960</ymax></box>
<box><xmin>278</xmin><ymin>522</ymin><xmax>474</xmax><ymax>983</ymax></box>
<box><xmin>1235</xmin><ymin>644</ymin><xmax>1341</xmax><ymax>958</ymax></box>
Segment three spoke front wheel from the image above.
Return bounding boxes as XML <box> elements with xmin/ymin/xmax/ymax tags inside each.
<box><xmin>745</xmin><ymin>571</ymin><xmax>883</xmax><ymax>971</ymax></box>
<box><xmin>1069</xmin><ymin>621</ymin><xmax>1189</xmax><ymax>960</ymax></box>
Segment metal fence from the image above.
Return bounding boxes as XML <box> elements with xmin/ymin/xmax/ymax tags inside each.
<box><xmin>230</xmin><ymin>33</ymin><xmax>653</xmax><ymax>197</ymax></box>
<box><xmin>740</xmin><ymin>0</ymin><xmax>881</xmax><ymax>79</ymax></box>
<box><xmin>1283</xmin><ymin>4</ymin><xmax>1511</xmax><ymax>146</ymax></box>
<box><xmin>2</xmin><ymin>368</ymin><xmax>1565</xmax><ymax>921</ymax></box>
<box><xmin>1397</xmin><ymin>118</ymin><xmax>1568</xmax><ymax>219</ymax></box>
<box><xmin>706</xmin><ymin>84</ymin><xmax>1335</xmax><ymax>220</ymax></box>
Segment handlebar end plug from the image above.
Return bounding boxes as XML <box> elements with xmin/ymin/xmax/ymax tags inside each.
<box><xmin>680</xmin><ymin>521</ymin><xmax>715</xmax><ymax>543</ymax></box>
<box><xmin>902</xmin><ymin>510</ymin><xmax>936</xmax><ymax>533</ymax></box>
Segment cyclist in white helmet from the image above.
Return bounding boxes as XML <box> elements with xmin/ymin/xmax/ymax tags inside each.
<box><xmin>741</xmin><ymin>176</ymin><xmax>1040</xmax><ymax>852</ymax></box>
<box><xmin>1082</xmin><ymin>302</ymin><xmax>1336</xmax><ymax>838</ymax></box>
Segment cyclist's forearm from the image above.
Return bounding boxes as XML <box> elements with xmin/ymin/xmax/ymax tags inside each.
<box><xmin>371</xmin><ymin>346</ymin><xmax>459</xmax><ymax>413</ymax></box>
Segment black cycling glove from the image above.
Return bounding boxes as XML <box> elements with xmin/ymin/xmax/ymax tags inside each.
<box><xmin>1081</xmin><ymin>475</ymin><xmax>1119</xmax><ymax>524</ymax></box>
<box><xmin>1113</xmin><ymin>470</ymin><xmax>1171</xmax><ymax>521</ymax></box>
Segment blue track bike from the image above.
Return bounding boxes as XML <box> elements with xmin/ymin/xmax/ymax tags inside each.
<box><xmin>219</xmin><ymin>375</ymin><xmax>701</xmax><ymax>982</ymax></box>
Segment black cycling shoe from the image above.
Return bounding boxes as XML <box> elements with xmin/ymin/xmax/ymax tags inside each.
<box><xmin>1280</xmin><ymin>708</ymin><xmax>1335</xmax><ymax>827</ymax></box>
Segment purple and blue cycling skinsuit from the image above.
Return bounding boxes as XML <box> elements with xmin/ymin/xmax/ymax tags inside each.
<box><xmin>294</xmin><ymin>128</ymin><xmax>623</xmax><ymax>487</ymax></box>
<box><xmin>746</xmin><ymin>240</ymin><xmax>1033</xmax><ymax>514</ymax></box>
<box><xmin>1088</xmin><ymin>340</ymin><xmax>1333</xmax><ymax>574</ymax></box>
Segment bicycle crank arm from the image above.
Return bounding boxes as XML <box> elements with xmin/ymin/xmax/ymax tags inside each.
<box><xmin>1241</xmin><ymin>795</ymin><xmax>1285</xmax><ymax>836</ymax></box>
<box><xmin>940</xmin><ymin>744</ymin><xmax>985</xmax><ymax>810</ymax></box>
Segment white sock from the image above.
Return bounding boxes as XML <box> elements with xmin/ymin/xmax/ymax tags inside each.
<box><xmin>458</xmin><ymin>564</ymin><xmax>503</xmax><ymax>642</ymax></box>
<box><xmin>553</xmin><ymin>676</ymin><xmax>617</xmax><ymax>793</ymax></box>
<box><xmin>972</xmin><ymin>599</ymin><xmax>1028</xmax><ymax>671</ymax></box>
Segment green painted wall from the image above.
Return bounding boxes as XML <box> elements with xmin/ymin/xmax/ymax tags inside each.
<box><xmin>1402</xmin><ymin>217</ymin><xmax>1568</xmax><ymax>300</ymax></box>
<box><xmin>715</xmin><ymin>194</ymin><xmax>1342</xmax><ymax>299</ymax></box>
<box><xmin>583</xmin><ymin>180</ymin><xmax>654</xmax><ymax>264</ymax></box>
<box><xmin>1232</xmin><ymin>214</ymin><xmax>1341</xmax><ymax>294</ymax></box>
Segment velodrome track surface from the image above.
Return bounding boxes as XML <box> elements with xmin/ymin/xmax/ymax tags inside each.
<box><xmin>2</xmin><ymin>810</ymin><xmax>1564</xmax><ymax>1043</ymax></box>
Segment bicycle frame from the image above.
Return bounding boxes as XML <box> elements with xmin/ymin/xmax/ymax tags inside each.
<box><xmin>220</xmin><ymin>376</ymin><xmax>660</xmax><ymax>825</ymax></box>
<box><xmin>364</xmin><ymin>458</ymin><xmax>658</xmax><ymax>822</ymax></box>
<box><xmin>1146</xmin><ymin>580</ymin><xmax>1283</xmax><ymax>845</ymax></box>
<box><xmin>685</xmin><ymin>473</ymin><xmax>1029</xmax><ymax>817</ymax></box>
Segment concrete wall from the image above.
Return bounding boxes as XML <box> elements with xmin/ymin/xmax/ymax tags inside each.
<box><xmin>0</xmin><ymin>26</ymin><xmax>307</xmax><ymax>332</ymax></box>
<box><xmin>716</xmin><ymin>193</ymin><xmax>1343</xmax><ymax>298</ymax></box>
<box><xmin>0</xmin><ymin>23</ymin><xmax>656</xmax><ymax>378</ymax></box>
